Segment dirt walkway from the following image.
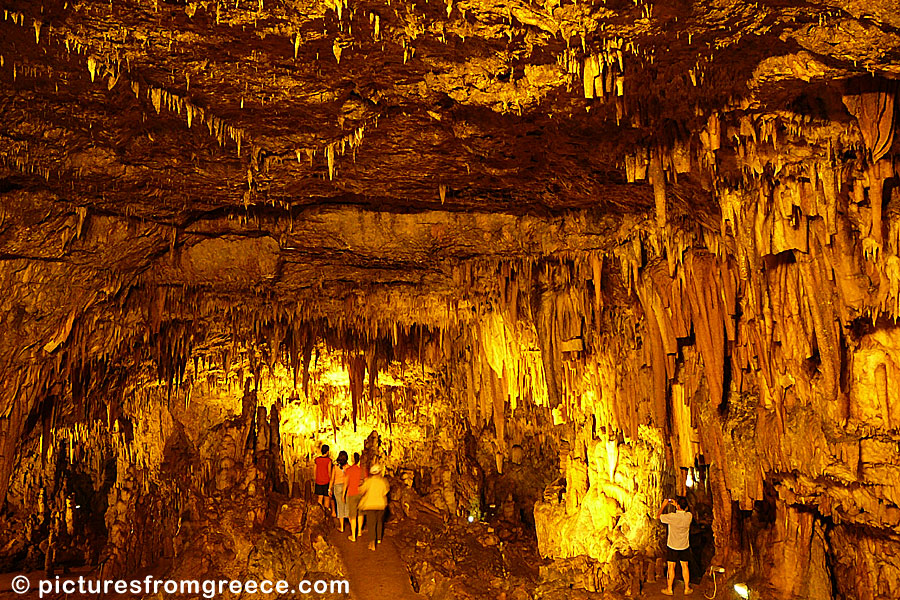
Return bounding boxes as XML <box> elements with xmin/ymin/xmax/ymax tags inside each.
<box><xmin>329</xmin><ymin>527</ymin><xmax>423</xmax><ymax>600</ymax></box>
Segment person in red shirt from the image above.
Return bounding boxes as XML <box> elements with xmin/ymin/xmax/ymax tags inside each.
<box><xmin>342</xmin><ymin>452</ymin><xmax>364</xmax><ymax>541</ymax></box>
<box><xmin>314</xmin><ymin>445</ymin><xmax>333</xmax><ymax>513</ymax></box>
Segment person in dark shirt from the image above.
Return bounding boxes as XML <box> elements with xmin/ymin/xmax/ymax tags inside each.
<box><xmin>314</xmin><ymin>445</ymin><xmax>333</xmax><ymax>513</ymax></box>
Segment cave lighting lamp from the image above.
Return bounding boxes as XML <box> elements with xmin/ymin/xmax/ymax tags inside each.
<box><xmin>733</xmin><ymin>583</ymin><xmax>750</xmax><ymax>599</ymax></box>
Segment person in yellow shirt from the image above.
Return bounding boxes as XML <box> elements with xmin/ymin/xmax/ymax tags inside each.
<box><xmin>358</xmin><ymin>464</ymin><xmax>389</xmax><ymax>550</ymax></box>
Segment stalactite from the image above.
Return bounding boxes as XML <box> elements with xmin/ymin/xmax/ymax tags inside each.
<box><xmin>798</xmin><ymin>244</ymin><xmax>840</xmax><ymax>405</ymax></box>
<box><xmin>649</xmin><ymin>148</ymin><xmax>667</xmax><ymax>231</ymax></box>
<box><xmin>582</xmin><ymin>54</ymin><xmax>600</xmax><ymax>99</ymax></box>
<box><xmin>490</xmin><ymin>366</ymin><xmax>506</xmax><ymax>447</ymax></box>
<box><xmin>639</xmin><ymin>290</ymin><xmax>668</xmax><ymax>433</ymax></box>
<box><xmin>843</xmin><ymin>79</ymin><xmax>897</xmax><ymax>163</ymax></box>
<box><xmin>684</xmin><ymin>253</ymin><xmax>726</xmax><ymax>406</ymax></box>
<box><xmin>865</xmin><ymin>160</ymin><xmax>893</xmax><ymax>247</ymax></box>
<box><xmin>367</xmin><ymin>346</ymin><xmax>378</xmax><ymax>417</ymax></box>
<box><xmin>466</xmin><ymin>353</ymin><xmax>478</xmax><ymax>426</ymax></box>
<box><xmin>347</xmin><ymin>353</ymin><xmax>366</xmax><ymax>432</ymax></box>
<box><xmin>297</xmin><ymin>325</ymin><xmax>313</xmax><ymax>398</ymax></box>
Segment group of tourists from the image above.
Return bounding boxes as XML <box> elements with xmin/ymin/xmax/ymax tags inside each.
<box><xmin>313</xmin><ymin>445</ymin><xmax>389</xmax><ymax>550</ymax></box>
<box><xmin>312</xmin><ymin>442</ymin><xmax>695</xmax><ymax>590</ymax></box>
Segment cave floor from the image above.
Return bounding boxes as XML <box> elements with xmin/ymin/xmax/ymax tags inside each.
<box><xmin>330</xmin><ymin>509</ymin><xmax>720</xmax><ymax>600</ymax></box>
<box><xmin>0</xmin><ymin>542</ymin><xmax>720</xmax><ymax>600</ymax></box>
<box><xmin>636</xmin><ymin>584</ymin><xmax>712</xmax><ymax>600</ymax></box>
<box><xmin>329</xmin><ymin>527</ymin><xmax>423</xmax><ymax>600</ymax></box>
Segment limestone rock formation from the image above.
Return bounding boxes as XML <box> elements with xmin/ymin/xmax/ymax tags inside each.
<box><xmin>4</xmin><ymin>0</ymin><xmax>900</xmax><ymax>599</ymax></box>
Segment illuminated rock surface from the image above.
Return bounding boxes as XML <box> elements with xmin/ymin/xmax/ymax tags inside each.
<box><xmin>2</xmin><ymin>0</ymin><xmax>900</xmax><ymax>598</ymax></box>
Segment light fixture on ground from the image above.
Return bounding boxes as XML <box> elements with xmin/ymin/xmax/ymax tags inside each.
<box><xmin>733</xmin><ymin>583</ymin><xmax>750</xmax><ymax>599</ymax></box>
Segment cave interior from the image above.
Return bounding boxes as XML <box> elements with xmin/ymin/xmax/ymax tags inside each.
<box><xmin>2</xmin><ymin>0</ymin><xmax>900</xmax><ymax>598</ymax></box>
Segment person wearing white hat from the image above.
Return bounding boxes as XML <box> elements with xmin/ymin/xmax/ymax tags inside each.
<box><xmin>358</xmin><ymin>463</ymin><xmax>389</xmax><ymax>550</ymax></box>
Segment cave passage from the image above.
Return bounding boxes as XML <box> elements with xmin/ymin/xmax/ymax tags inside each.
<box><xmin>3</xmin><ymin>0</ymin><xmax>900</xmax><ymax>599</ymax></box>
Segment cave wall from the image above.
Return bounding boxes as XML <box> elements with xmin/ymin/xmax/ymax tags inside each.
<box><xmin>423</xmin><ymin>86</ymin><xmax>900</xmax><ymax>598</ymax></box>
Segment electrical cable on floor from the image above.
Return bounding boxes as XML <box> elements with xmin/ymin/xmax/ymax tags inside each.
<box><xmin>704</xmin><ymin>569</ymin><xmax>717</xmax><ymax>599</ymax></box>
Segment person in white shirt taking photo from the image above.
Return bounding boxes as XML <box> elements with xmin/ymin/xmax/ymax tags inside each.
<box><xmin>657</xmin><ymin>496</ymin><xmax>693</xmax><ymax>596</ymax></box>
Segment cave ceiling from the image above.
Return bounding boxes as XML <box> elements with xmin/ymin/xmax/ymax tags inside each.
<box><xmin>1</xmin><ymin>0</ymin><xmax>899</xmax><ymax>309</ymax></box>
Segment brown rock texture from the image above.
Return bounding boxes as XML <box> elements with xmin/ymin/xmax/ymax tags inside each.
<box><xmin>4</xmin><ymin>0</ymin><xmax>900</xmax><ymax>599</ymax></box>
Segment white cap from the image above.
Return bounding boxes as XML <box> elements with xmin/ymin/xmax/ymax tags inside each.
<box><xmin>370</xmin><ymin>464</ymin><xmax>382</xmax><ymax>475</ymax></box>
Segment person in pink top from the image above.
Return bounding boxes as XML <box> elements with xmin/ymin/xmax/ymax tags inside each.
<box><xmin>330</xmin><ymin>451</ymin><xmax>349</xmax><ymax>531</ymax></box>
<box><xmin>314</xmin><ymin>445</ymin><xmax>332</xmax><ymax>513</ymax></box>
<box><xmin>342</xmin><ymin>453</ymin><xmax>363</xmax><ymax>541</ymax></box>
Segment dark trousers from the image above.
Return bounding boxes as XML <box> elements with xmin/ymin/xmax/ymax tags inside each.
<box><xmin>365</xmin><ymin>509</ymin><xmax>385</xmax><ymax>544</ymax></box>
